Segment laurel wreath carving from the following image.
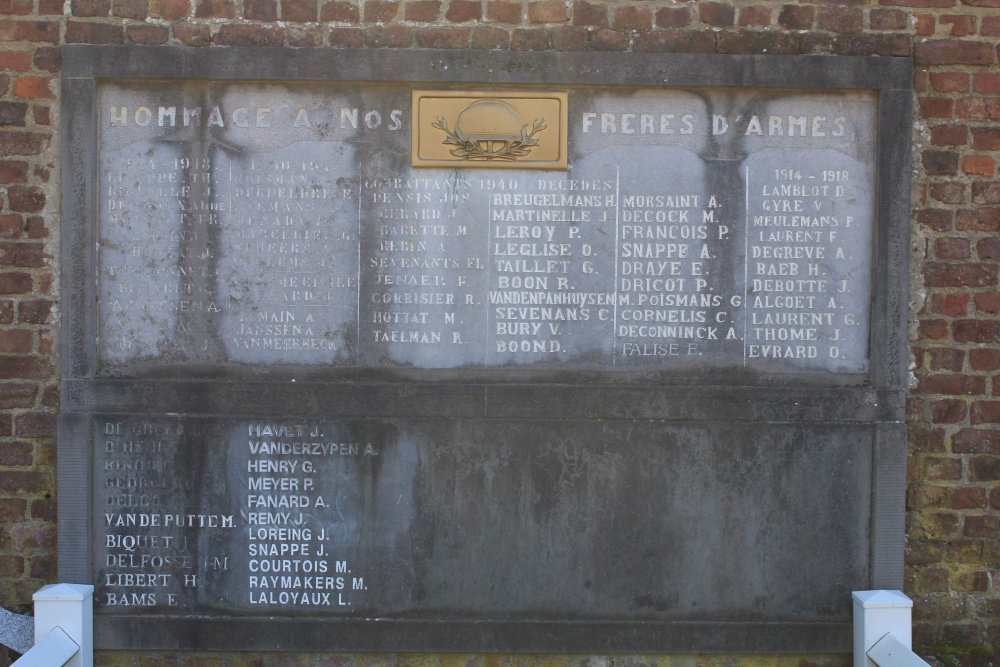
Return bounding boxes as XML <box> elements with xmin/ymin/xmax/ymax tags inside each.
<box><xmin>431</xmin><ymin>117</ymin><xmax>547</xmax><ymax>161</ymax></box>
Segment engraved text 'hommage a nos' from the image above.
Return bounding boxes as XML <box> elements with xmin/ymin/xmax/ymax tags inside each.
<box><xmin>412</xmin><ymin>91</ymin><xmax>568</xmax><ymax>169</ymax></box>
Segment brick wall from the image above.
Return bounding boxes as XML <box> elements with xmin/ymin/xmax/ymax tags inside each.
<box><xmin>1</xmin><ymin>0</ymin><xmax>999</xmax><ymax>662</ymax></box>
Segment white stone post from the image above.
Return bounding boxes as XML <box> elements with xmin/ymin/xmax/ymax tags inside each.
<box><xmin>32</xmin><ymin>584</ymin><xmax>93</xmax><ymax>667</ymax></box>
<box><xmin>853</xmin><ymin>590</ymin><xmax>913</xmax><ymax>667</ymax></box>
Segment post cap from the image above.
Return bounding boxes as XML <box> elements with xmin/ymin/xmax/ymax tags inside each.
<box><xmin>852</xmin><ymin>590</ymin><xmax>912</xmax><ymax>608</ymax></box>
<box><xmin>33</xmin><ymin>583</ymin><xmax>95</xmax><ymax>602</ymax></box>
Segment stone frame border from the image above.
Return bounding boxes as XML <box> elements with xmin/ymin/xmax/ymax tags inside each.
<box><xmin>59</xmin><ymin>46</ymin><xmax>913</xmax><ymax>654</ymax></box>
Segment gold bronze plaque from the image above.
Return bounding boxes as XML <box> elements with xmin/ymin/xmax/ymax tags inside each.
<box><xmin>412</xmin><ymin>91</ymin><xmax>568</xmax><ymax>169</ymax></box>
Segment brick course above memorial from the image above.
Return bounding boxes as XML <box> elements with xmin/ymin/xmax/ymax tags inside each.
<box><xmin>0</xmin><ymin>0</ymin><xmax>997</xmax><ymax>663</ymax></box>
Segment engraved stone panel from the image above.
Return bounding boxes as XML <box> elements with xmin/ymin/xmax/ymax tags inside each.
<box><xmin>97</xmin><ymin>83</ymin><xmax>875</xmax><ymax>376</ymax></box>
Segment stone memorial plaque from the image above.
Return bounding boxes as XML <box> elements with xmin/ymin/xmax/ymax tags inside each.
<box><xmin>97</xmin><ymin>81</ymin><xmax>874</xmax><ymax>376</ymax></box>
<box><xmin>61</xmin><ymin>47</ymin><xmax>912</xmax><ymax>654</ymax></box>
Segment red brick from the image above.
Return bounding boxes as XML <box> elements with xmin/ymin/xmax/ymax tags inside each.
<box><xmin>931</xmin><ymin>124</ymin><xmax>967</xmax><ymax>146</ymax></box>
<box><xmin>917</xmin><ymin>374</ymin><xmax>986</xmax><ymax>396</ymax></box>
<box><xmin>244</xmin><ymin>0</ymin><xmax>277</xmax><ymax>19</ymax></box>
<box><xmin>914</xmin><ymin>13</ymin><xmax>935</xmax><ymax>34</ymax></box>
<box><xmin>573</xmin><ymin>1</ymin><xmax>607</xmax><ymax>27</ymax></box>
<box><xmin>12</xmin><ymin>76</ymin><xmax>53</xmax><ymax>100</ymax></box>
<box><xmin>414</xmin><ymin>26</ymin><xmax>468</xmax><ymax>46</ymax></box>
<box><xmin>634</xmin><ymin>29</ymin><xmax>714</xmax><ymax>53</ymax></box>
<box><xmin>528</xmin><ymin>0</ymin><xmax>566</xmax><ymax>22</ymax></box>
<box><xmin>964</xmin><ymin>515</ymin><xmax>999</xmax><ymax>538</ymax></box>
<box><xmin>0</xmin><ymin>20</ymin><xmax>60</xmax><ymax>42</ymax></box>
<box><xmin>363</xmin><ymin>25</ymin><xmax>412</xmax><ymax>45</ymax></box>
<box><xmin>822</xmin><ymin>32</ymin><xmax>910</xmax><ymax>56</ymax></box>
<box><xmin>963</xmin><ymin>155</ymin><xmax>995</xmax><ymax>177</ymax></box>
<box><xmin>699</xmin><ymin>1</ymin><xmax>734</xmax><ymax>26</ymax></box>
<box><xmin>151</xmin><ymin>0</ymin><xmax>189</xmax><ymax>19</ymax></box>
<box><xmin>173</xmin><ymin>22</ymin><xmax>211</xmax><ymax>45</ymax></box>
<box><xmin>321</xmin><ymin>1</ymin><xmax>360</xmax><ymax>20</ymax></box>
<box><xmin>31</xmin><ymin>497</ymin><xmax>55</xmax><ymax>521</ymax></box>
<box><xmin>33</xmin><ymin>107</ymin><xmax>50</xmax><ymax>126</ymax></box>
<box><xmin>956</xmin><ymin>97</ymin><xmax>1000</xmax><ymax>119</ymax></box>
<box><xmin>778</xmin><ymin>4</ymin><xmax>813</xmax><ymax>29</ymax></box>
<box><xmin>216</xmin><ymin>24</ymin><xmax>283</xmax><ymax>45</ymax></box>
<box><xmin>817</xmin><ymin>6</ymin><xmax>861</xmax><ymax>32</ymax></box>
<box><xmin>471</xmin><ymin>25</ymin><xmax>508</xmax><ymax>48</ymax></box>
<box><xmin>0</xmin><ymin>52</ymin><xmax>32</xmax><ymax>72</ymax></box>
<box><xmin>0</xmin><ymin>0</ymin><xmax>32</xmax><ymax>14</ymax></box>
<box><xmin>952</xmin><ymin>487</ymin><xmax>987</xmax><ymax>509</ymax></box>
<box><xmin>963</xmin><ymin>0</ymin><xmax>1000</xmax><ymax>6</ymax></box>
<box><xmin>7</xmin><ymin>187</ymin><xmax>44</xmax><ymax>214</ymax></box>
<box><xmin>971</xmin><ymin>350</ymin><xmax>1000</xmax><ymax>370</ymax></box>
<box><xmin>72</xmin><ymin>0</ymin><xmax>110</xmax><ymax>14</ymax></box>
<box><xmin>918</xmin><ymin>319</ymin><xmax>948</xmax><ymax>340</ymax></box>
<box><xmin>972</xmin><ymin>183</ymin><xmax>1000</xmax><ymax>205</ymax></box>
<box><xmin>916</xmin><ymin>40</ymin><xmax>994</xmax><ymax>65</ymax></box>
<box><xmin>932</xmin><ymin>399</ymin><xmax>967</xmax><ymax>423</ymax></box>
<box><xmin>113</xmin><ymin>0</ymin><xmax>148</xmax><ymax>18</ymax></box>
<box><xmin>657</xmin><ymin>6</ymin><xmax>691</xmax><ymax>27</ymax></box>
<box><xmin>923</xmin><ymin>150</ymin><xmax>959</xmax><ymax>174</ymax></box>
<box><xmin>941</xmin><ymin>14</ymin><xmax>975</xmax><ymax>35</ymax></box>
<box><xmin>870</xmin><ymin>8</ymin><xmax>906</xmax><ymax>29</ymax></box>
<box><xmin>38</xmin><ymin>0</ymin><xmax>62</xmax><ymax>12</ymax></box>
<box><xmin>33</xmin><ymin>47</ymin><xmax>60</xmax><ymax>72</ymax></box>
<box><xmin>0</xmin><ymin>500</ymin><xmax>25</xmax><ymax>524</ymax></box>
<box><xmin>282</xmin><ymin>0</ymin><xmax>317</xmax><ymax>20</ymax></box>
<box><xmin>982</xmin><ymin>16</ymin><xmax>1000</xmax><ymax>36</ymax></box>
<box><xmin>0</xmin><ymin>383</ymin><xmax>35</xmax><ymax>409</ymax></box>
<box><xmin>613</xmin><ymin>6</ymin><xmax>651</xmax><ymax>30</ymax></box>
<box><xmin>551</xmin><ymin>25</ymin><xmax>585</xmax><ymax>50</ymax></box>
<box><xmin>973</xmin><ymin>402</ymin><xmax>1000</xmax><ymax>424</ymax></box>
<box><xmin>0</xmin><ymin>329</ymin><xmax>31</xmax><ymax>354</ymax></box>
<box><xmin>916</xmin><ymin>208</ymin><xmax>953</xmax><ymax>232</ymax></box>
<box><xmin>954</xmin><ymin>320</ymin><xmax>1000</xmax><ymax>343</ymax></box>
<box><xmin>364</xmin><ymin>0</ymin><xmax>398</xmax><ymax>20</ymax></box>
<box><xmin>951</xmin><ymin>428</ymin><xmax>1000</xmax><ymax>454</ymax></box>
<box><xmin>404</xmin><ymin>1</ymin><xmax>440</xmax><ymax>21</ymax></box>
<box><xmin>956</xmin><ymin>207</ymin><xmax>1000</xmax><ymax>231</ymax></box>
<box><xmin>924</xmin><ymin>262</ymin><xmax>997</xmax><ymax>287</ymax></box>
<box><xmin>445</xmin><ymin>0</ymin><xmax>480</xmax><ymax>21</ymax></box>
<box><xmin>0</xmin><ymin>103</ymin><xmax>26</xmax><ymax>127</ymax></box>
<box><xmin>0</xmin><ymin>441</ymin><xmax>32</xmax><ymax>466</ymax></box>
<box><xmin>0</xmin><ymin>301</ymin><xmax>12</xmax><ymax>323</ymax></box>
<box><xmin>929</xmin><ymin>348</ymin><xmax>965</xmax><ymax>371</ymax></box>
<box><xmin>591</xmin><ymin>27</ymin><xmax>627</xmax><ymax>50</ymax></box>
<box><xmin>511</xmin><ymin>27</ymin><xmax>549</xmax><ymax>49</ymax></box>
<box><xmin>975</xmin><ymin>293</ymin><xmax>1000</xmax><ymax>313</ymax></box>
<box><xmin>971</xmin><ymin>230</ymin><xmax>1000</xmax><ymax>261</ymax></box>
<box><xmin>8</xmin><ymin>525</ymin><xmax>56</xmax><ymax>550</ymax></box>
<box><xmin>30</xmin><ymin>555</ymin><xmax>55</xmax><ymax>579</ymax></box>
<box><xmin>66</xmin><ymin>21</ymin><xmax>124</xmax><ymax>43</ymax></box>
<box><xmin>971</xmin><ymin>457</ymin><xmax>1000</xmax><ymax>481</ymax></box>
<box><xmin>18</xmin><ymin>300</ymin><xmax>52</xmax><ymax>324</ymax></box>
<box><xmin>930</xmin><ymin>72</ymin><xmax>969</xmax><ymax>93</ymax></box>
<box><xmin>126</xmin><ymin>24</ymin><xmax>169</xmax><ymax>44</ymax></box>
<box><xmin>930</xmin><ymin>292</ymin><xmax>970</xmax><ymax>315</ymax></box>
<box><xmin>195</xmin><ymin>0</ymin><xmax>235</xmax><ymax>17</ymax></box>
<box><xmin>488</xmin><ymin>0</ymin><xmax>522</xmax><ymax>23</ymax></box>
<box><xmin>0</xmin><ymin>272</ymin><xmax>31</xmax><ymax>294</ymax></box>
<box><xmin>719</xmin><ymin>30</ymin><xmax>798</xmax><ymax>54</ymax></box>
<box><xmin>329</xmin><ymin>26</ymin><xmax>363</xmax><ymax>45</ymax></box>
<box><xmin>971</xmin><ymin>128</ymin><xmax>1000</xmax><ymax>151</ymax></box>
<box><xmin>930</xmin><ymin>183</ymin><xmax>966</xmax><ymax>205</ymax></box>
<box><xmin>935</xmin><ymin>237</ymin><xmax>971</xmax><ymax>259</ymax></box>
<box><xmin>920</xmin><ymin>97</ymin><xmax>954</xmax><ymax>118</ymax></box>
<box><xmin>15</xmin><ymin>412</ymin><xmax>55</xmax><ymax>438</ymax></box>
<box><xmin>0</xmin><ymin>215</ymin><xmax>22</xmax><ymax>239</ymax></box>
<box><xmin>0</xmin><ymin>471</ymin><xmax>46</xmax><ymax>494</ymax></box>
